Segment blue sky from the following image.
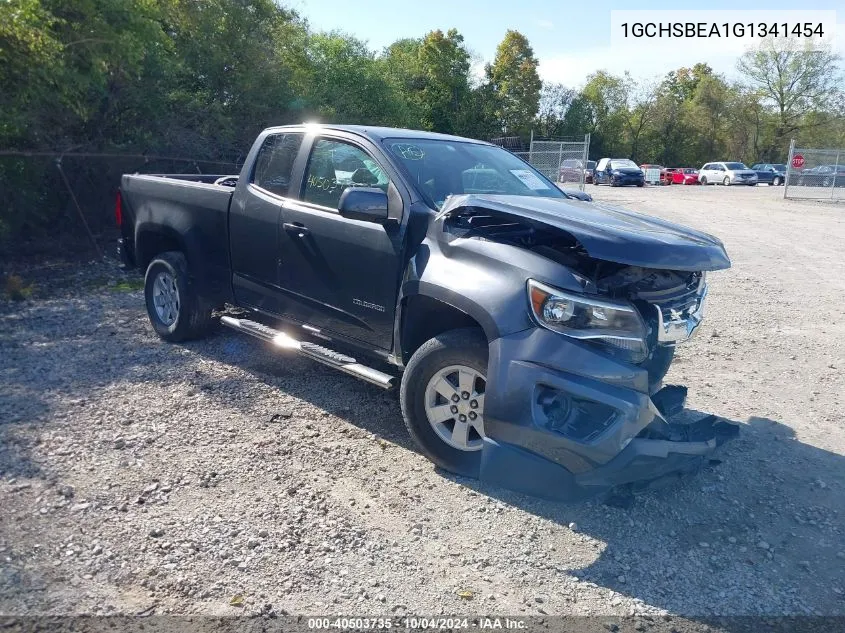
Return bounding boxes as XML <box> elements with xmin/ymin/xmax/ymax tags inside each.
<box><xmin>290</xmin><ymin>1</ymin><xmax>843</xmax><ymax>87</ymax></box>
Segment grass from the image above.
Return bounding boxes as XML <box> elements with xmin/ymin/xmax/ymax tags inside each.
<box><xmin>3</xmin><ymin>274</ymin><xmax>35</xmax><ymax>301</ymax></box>
<box><xmin>111</xmin><ymin>278</ymin><xmax>144</xmax><ymax>292</ymax></box>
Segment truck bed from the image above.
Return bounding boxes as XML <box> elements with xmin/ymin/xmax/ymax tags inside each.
<box><xmin>120</xmin><ymin>173</ymin><xmax>238</xmax><ymax>303</ymax></box>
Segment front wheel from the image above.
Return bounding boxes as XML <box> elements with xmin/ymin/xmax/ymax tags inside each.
<box><xmin>144</xmin><ymin>251</ymin><xmax>214</xmax><ymax>342</ymax></box>
<box><xmin>400</xmin><ymin>328</ymin><xmax>488</xmax><ymax>477</ymax></box>
<box><xmin>723</xmin><ymin>176</ymin><xmax>731</xmax><ymax>186</ymax></box>
<box><xmin>700</xmin><ymin>177</ymin><xmax>707</xmax><ymax>185</ymax></box>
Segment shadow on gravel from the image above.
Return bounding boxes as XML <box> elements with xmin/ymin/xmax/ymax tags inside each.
<box><xmin>458</xmin><ymin>414</ymin><xmax>845</xmax><ymax>618</ymax></box>
<box><xmin>193</xmin><ymin>328</ymin><xmax>845</xmax><ymax>616</ymax></box>
<box><xmin>2</xmin><ymin>291</ymin><xmax>843</xmax><ymax>620</ymax></box>
<box><xmin>190</xmin><ymin>328</ymin><xmax>845</xmax><ymax>617</ymax></box>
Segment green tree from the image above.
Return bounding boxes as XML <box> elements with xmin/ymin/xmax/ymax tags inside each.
<box><xmin>535</xmin><ymin>82</ymin><xmax>576</xmax><ymax>138</ymax></box>
<box><xmin>416</xmin><ymin>29</ymin><xmax>471</xmax><ymax>133</ymax></box>
<box><xmin>579</xmin><ymin>71</ymin><xmax>627</xmax><ymax>157</ymax></box>
<box><xmin>738</xmin><ymin>37</ymin><xmax>843</xmax><ymax>153</ymax></box>
<box><xmin>485</xmin><ymin>30</ymin><xmax>541</xmax><ymax>136</ymax></box>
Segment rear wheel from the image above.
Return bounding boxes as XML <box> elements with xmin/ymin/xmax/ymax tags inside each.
<box><xmin>400</xmin><ymin>328</ymin><xmax>488</xmax><ymax>477</ymax></box>
<box><xmin>144</xmin><ymin>251</ymin><xmax>214</xmax><ymax>342</ymax></box>
<box><xmin>772</xmin><ymin>176</ymin><xmax>782</xmax><ymax>186</ymax></box>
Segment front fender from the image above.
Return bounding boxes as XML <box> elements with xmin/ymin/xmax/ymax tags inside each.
<box><xmin>399</xmin><ymin>232</ymin><xmax>587</xmax><ymax>346</ymax></box>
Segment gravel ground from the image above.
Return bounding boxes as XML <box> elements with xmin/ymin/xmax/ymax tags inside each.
<box><xmin>1</xmin><ymin>185</ymin><xmax>844</xmax><ymax>624</ymax></box>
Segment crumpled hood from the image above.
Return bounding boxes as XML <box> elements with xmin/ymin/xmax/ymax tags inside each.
<box><xmin>612</xmin><ymin>168</ymin><xmax>643</xmax><ymax>176</ymax></box>
<box><xmin>438</xmin><ymin>194</ymin><xmax>731</xmax><ymax>272</ymax></box>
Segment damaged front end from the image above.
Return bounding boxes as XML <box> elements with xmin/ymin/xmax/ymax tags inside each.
<box><xmin>436</xmin><ymin>194</ymin><xmax>738</xmax><ymax>502</ymax></box>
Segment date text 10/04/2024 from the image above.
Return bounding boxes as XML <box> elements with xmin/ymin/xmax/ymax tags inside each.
<box><xmin>306</xmin><ymin>617</ymin><xmax>527</xmax><ymax>630</ymax></box>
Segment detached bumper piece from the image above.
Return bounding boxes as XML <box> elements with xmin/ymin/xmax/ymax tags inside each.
<box><xmin>479</xmin><ymin>383</ymin><xmax>739</xmax><ymax>503</ymax></box>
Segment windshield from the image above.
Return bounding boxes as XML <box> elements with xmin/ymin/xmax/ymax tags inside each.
<box><xmin>683</xmin><ymin>168</ymin><xmax>697</xmax><ymax>174</ymax></box>
<box><xmin>610</xmin><ymin>159</ymin><xmax>638</xmax><ymax>169</ymax></box>
<box><xmin>725</xmin><ymin>162</ymin><xmax>748</xmax><ymax>170</ymax></box>
<box><xmin>383</xmin><ymin>138</ymin><xmax>565</xmax><ymax>209</ymax></box>
<box><xmin>587</xmin><ymin>161</ymin><xmax>596</xmax><ymax>169</ymax></box>
<box><xmin>772</xmin><ymin>164</ymin><xmax>786</xmax><ymax>171</ymax></box>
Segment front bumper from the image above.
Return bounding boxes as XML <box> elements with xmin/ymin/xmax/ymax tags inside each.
<box><xmin>731</xmin><ymin>175</ymin><xmax>757</xmax><ymax>185</ymax></box>
<box><xmin>479</xmin><ymin>328</ymin><xmax>738</xmax><ymax>502</ymax></box>
<box><xmin>612</xmin><ymin>175</ymin><xmax>644</xmax><ymax>186</ymax></box>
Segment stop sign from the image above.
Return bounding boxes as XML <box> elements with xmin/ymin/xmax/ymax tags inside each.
<box><xmin>792</xmin><ymin>154</ymin><xmax>805</xmax><ymax>169</ymax></box>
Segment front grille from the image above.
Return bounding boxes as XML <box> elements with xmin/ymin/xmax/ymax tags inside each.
<box><xmin>652</xmin><ymin>285</ymin><xmax>703</xmax><ymax>323</ymax></box>
<box><xmin>636</xmin><ymin>274</ymin><xmax>707</xmax><ymax>345</ymax></box>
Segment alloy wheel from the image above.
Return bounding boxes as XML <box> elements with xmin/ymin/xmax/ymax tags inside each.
<box><xmin>424</xmin><ymin>365</ymin><xmax>486</xmax><ymax>451</ymax></box>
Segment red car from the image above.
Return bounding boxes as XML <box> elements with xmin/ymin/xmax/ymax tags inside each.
<box><xmin>661</xmin><ymin>167</ymin><xmax>699</xmax><ymax>185</ymax></box>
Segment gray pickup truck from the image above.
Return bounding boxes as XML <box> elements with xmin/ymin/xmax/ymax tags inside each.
<box><xmin>117</xmin><ymin>124</ymin><xmax>736</xmax><ymax>502</ymax></box>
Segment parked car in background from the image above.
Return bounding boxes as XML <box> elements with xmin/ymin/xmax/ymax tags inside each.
<box><xmin>558</xmin><ymin>159</ymin><xmax>585</xmax><ymax>183</ymax></box>
<box><xmin>698</xmin><ymin>162</ymin><xmax>758</xmax><ymax>186</ymax></box>
<box><xmin>668</xmin><ymin>168</ymin><xmax>700</xmax><ymax>185</ymax></box>
<box><xmin>594</xmin><ymin>158</ymin><xmax>645</xmax><ymax>187</ymax></box>
<box><xmin>660</xmin><ymin>167</ymin><xmax>677</xmax><ymax>185</ymax></box>
<box><xmin>751</xmin><ymin>163</ymin><xmax>786</xmax><ymax>186</ymax></box>
<box><xmin>796</xmin><ymin>164</ymin><xmax>845</xmax><ymax>187</ymax></box>
<box><xmin>584</xmin><ymin>160</ymin><xmax>596</xmax><ymax>184</ymax></box>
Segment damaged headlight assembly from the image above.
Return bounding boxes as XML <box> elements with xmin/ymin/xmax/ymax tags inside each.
<box><xmin>527</xmin><ymin>279</ymin><xmax>648</xmax><ymax>363</ymax></box>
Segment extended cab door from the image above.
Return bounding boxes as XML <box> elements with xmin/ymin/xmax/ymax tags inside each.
<box><xmin>229</xmin><ymin>131</ymin><xmax>305</xmax><ymax>314</ymax></box>
<box><xmin>275</xmin><ymin>134</ymin><xmax>405</xmax><ymax>350</ymax></box>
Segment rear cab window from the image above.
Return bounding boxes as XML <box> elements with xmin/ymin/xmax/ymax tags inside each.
<box><xmin>251</xmin><ymin>133</ymin><xmax>304</xmax><ymax>197</ymax></box>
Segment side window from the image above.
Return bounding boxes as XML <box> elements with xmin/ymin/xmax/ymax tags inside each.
<box><xmin>302</xmin><ymin>138</ymin><xmax>389</xmax><ymax>209</ymax></box>
<box><xmin>702</xmin><ymin>164</ymin><xmax>711</xmax><ymax>171</ymax></box>
<box><xmin>251</xmin><ymin>133</ymin><xmax>304</xmax><ymax>197</ymax></box>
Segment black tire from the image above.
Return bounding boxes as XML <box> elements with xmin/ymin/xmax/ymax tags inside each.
<box><xmin>772</xmin><ymin>176</ymin><xmax>782</xmax><ymax>186</ymax></box>
<box><xmin>723</xmin><ymin>176</ymin><xmax>731</xmax><ymax>186</ymax></box>
<box><xmin>400</xmin><ymin>328</ymin><xmax>488</xmax><ymax>477</ymax></box>
<box><xmin>144</xmin><ymin>251</ymin><xmax>214</xmax><ymax>342</ymax></box>
<box><xmin>636</xmin><ymin>181</ymin><xmax>645</xmax><ymax>187</ymax></box>
<box><xmin>700</xmin><ymin>177</ymin><xmax>707</xmax><ymax>185</ymax></box>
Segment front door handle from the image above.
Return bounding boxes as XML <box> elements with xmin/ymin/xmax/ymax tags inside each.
<box><xmin>283</xmin><ymin>222</ymin><xmax>310</xmax><ymax>238</ymax></box>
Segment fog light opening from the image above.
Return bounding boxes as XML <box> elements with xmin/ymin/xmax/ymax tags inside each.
<box><xmin>535</xmin><ymin>387</ymin><xmax>618</xmax><ymax>443</ymax></box>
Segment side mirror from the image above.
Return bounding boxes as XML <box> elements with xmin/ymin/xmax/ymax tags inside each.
<box><xmin>338</xmin><ymin>187</ymin><xmax>389</xmax><ymax>223</ymax></box>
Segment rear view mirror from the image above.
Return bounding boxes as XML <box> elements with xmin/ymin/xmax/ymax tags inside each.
<box><xmin>338</xmin><ymin>187</ymin><xmax>389</xmax><ymax>223</ymax></box>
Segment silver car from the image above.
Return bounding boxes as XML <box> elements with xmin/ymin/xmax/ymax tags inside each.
<box><xmin>698</xmin><ymin>161</ymin><xmax>758</xmax><ymax>186</ymax></box>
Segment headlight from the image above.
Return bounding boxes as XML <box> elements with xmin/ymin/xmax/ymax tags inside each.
<box><xmin>527</xmin><ymin>280</ymin><xmax>648</xmax><ymax>362</ymax></box>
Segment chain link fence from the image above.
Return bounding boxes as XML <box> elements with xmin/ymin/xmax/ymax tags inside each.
<box><xmin>784</xmin><ymin>141</ymin><xmax>845</xmax><ymax>201</ymax></box>
<box><xmin>490</xmin><ymin>134</ymin><xmax>592</xmax><ymax>191</ymax></box>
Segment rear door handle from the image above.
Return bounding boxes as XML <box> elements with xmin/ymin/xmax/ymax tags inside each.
<box><xmin>283</xmin><ymin>222</ymin><xmax>309</xmax><ymax>237</ymax></box>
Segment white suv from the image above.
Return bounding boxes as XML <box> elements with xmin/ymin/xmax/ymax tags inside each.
<box><xmin>698</xmin><ymin>162</ymin><xmax>758</xmax><ymax>186</ymax></box>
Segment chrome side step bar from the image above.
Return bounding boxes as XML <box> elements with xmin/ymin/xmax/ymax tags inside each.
<box><xmin>220</xmin><ymin>316</ymin><xmax>396</xmax><ymax>390</ymax></box>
